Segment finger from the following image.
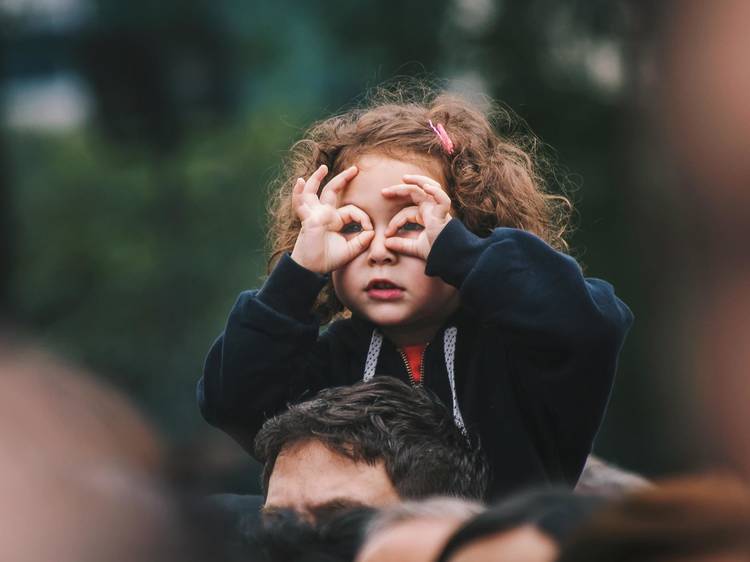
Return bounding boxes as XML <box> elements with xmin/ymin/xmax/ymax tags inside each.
<box><xmin>319</xmin><ymin>165</ymin><xmax>358</xmax><ymax>206</ymax></box>
<box><xmin>384</xmin><ymin>236</ymin><xmax>423</xmax><ymax>258</ymax></box>
<box><xmin>292</xmin><ymin>178</ymin><xmax>309</xmax><ymax>218</ymax></box>
<box><xmin>381</xmin><ymin>184</ymin><xmax>431</xmax><ymax>205</ymax></box>
<box><xmin>336</xmin><ymin>204</ymin><xmax>373</xmax><ymax>231</ymax></box>
<box><xmin>293</xmin><ymin>177</ymin><xmax>305</xmax><ymax>195</ymax></box>
<box><xmin>402</xmin><ymin>174</ymin><xmax>443</xmax><ymax>190</ymax></box>
<box><xmin>292</xmin><ymin>177</ymin><xmax>305</xmax><ymax>205</ymax></box>
<box><xmin>420</xmin><ymin>182</ymin><xmax>452</xmax><ymax>214</ymax></box>
<box><xmin>346</xmin><ymin>230</ymin><xmax>375</xmax><ymax>258</ymax></box>
<box><xmin>385</xmin><ymin>206</ymin><xmax>422</xmax><ymax>237</ymax></box>
<box><xmin>302</xmin><ymin>164</ymin><xmax>329</xmax><ymax>195</ymax></box>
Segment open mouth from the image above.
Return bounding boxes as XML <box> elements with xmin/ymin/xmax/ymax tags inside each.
<box><xmin>365</xmin><ymin>279</ymin><xmax>404</xmax><ymax>300</ymax></box>
<box><xmin>366</xmin><ymin>279</ymin><xmax>403</xmax><ymax>290</ymax></box>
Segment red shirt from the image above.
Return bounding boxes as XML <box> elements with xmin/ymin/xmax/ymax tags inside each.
<box><xmin>401</xmin><ymin>344</ymin><xmax>427</xmax><ymax>384</ymax></box>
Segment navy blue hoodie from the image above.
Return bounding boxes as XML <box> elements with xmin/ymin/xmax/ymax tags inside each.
<box><xmin>199</xmin><ymin>219</ymin><xmax>633</xmax><ymax>499</ymax></box>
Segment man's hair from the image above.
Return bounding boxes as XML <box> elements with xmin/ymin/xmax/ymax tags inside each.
<box><xmin>254</xmin><ymin>377</ymin><xmax>489</xmax><ymax>500</ymax></box>
<box><xmin>436</xmin><ymin>488</ymin><xmax>605</xmax><ymax>562</ymax></box>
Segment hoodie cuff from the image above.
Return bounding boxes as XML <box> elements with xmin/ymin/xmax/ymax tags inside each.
<box><xmin>256</xmin><ymin>253</ymin><xmax>329</xmax><ymax>319</ymax></box>
<box><xmin>425</xmin><ymin>218</ymin><xmax>486</xmax><ymax>288</ymax></box>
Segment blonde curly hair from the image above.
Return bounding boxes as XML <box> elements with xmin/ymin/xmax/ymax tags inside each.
<box><xmin>266</xmin><ymin>83</ymin><xmax>572</xmax><ymax>324</ymax></box>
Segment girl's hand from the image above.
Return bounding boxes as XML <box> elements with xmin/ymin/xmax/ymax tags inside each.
<box><xmin>382</xmin><ymin>174</ymin><xmax>452</xmax><ymax>260</ymax></box>
<box><xmin>290</xmin><ymin>164</ymin><xmax>375</xmax><ymax>274</ymax></box>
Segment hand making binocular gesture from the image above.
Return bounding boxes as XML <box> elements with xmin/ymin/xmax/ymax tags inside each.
<box><xmin>290</xmin><ymin>163</ymin><xmax>453</xmax><ymax>274</ymax></box>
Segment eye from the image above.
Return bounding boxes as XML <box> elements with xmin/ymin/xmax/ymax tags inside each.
<box><xmin>340</xmin><ymin>222</ymin><xmax>363</xmax><ymax>234</ymax></box>
<box><xmin>398</xmin><ymin>222</ymin><xmax>424</xmax><ymax>233</ymax></box>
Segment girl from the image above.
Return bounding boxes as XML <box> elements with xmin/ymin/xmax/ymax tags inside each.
<box><xmin>198</xmin><ymin>86</ymin><xmax>633</xmax><ymax>499</ymax></box>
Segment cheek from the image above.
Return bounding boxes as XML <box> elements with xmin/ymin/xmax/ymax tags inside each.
<box><xmin>331</xmin><ymin>268</ymin><xmax>354</xmax><ymax>302</ymax></box>
<box><xmin>421</xmin><ymin>278</ymin><xmax>457</xmax><ymax>303</ymax></box>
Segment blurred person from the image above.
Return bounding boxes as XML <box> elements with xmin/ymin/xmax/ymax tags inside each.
<box><xmin>556</xmin><ymin>474</ymin><xmax>750</xmax><ymax>562</ymax></box>
<box><xmin>253</xmin><ymin>505</ymin><xmax>376</xmax><ymax>562</ymax></box>
<box><xmin>435</xmin><ymin>488</ymin><xmax>606</xmax><ymax>562</ymax></box>
<box><xmin>355</xmin><ymin>497</ymin><xmax>484</xmax><ymax>562</ymax></box>
<box><xmin>0</xmin><ymin>336</ymin><xmax>219</xmax><ymax>562</ymax></box>
<box><xmin>255</xmin><ymin>377</ymin><xmax>488</xmax><ymax>517</ymax></box>
<box><xmin>575</xmin><ymin>454</ymin><xmax>651</xmax><ymax>497</ymax></box>
<box><xmin>655</xmin><ymin>1</ymin><xmax>750</xmax><ymax>476</ymax></box>
<box><xmin>199</xmin><ymin>81</ymin><xmax>634</xmax><ymax>500</ymax></box>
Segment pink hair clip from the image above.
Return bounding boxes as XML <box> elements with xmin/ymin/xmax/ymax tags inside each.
<box><xmin>428</xmin><ymin>120</ymin><xmax>455</xmax><ymax>155</ymax></box>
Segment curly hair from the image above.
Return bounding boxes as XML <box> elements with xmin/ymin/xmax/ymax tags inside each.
<box><xmin>267</xmin><ymin>82</ymin><xmax>572</xmax><ymax>323</ymax></box>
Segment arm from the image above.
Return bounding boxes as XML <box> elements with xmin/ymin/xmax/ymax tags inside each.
<box><xmin>198</xmin><ymin>254</ymin><xmax>334</xmax><ymax>450</ymax></box>
<box><xmin>425</xmin><ymin>218</ymin><xmax>632</xmax><ymax>343</ymax></box>
<box><xmin>200</xmin><ymin>164</ymin><xmax>374</xmax><ymax>451</ymax></box>
<box><xmin>426</xmin><ymin>219</ymin><xmax>634</xmax><ymax>484</ymax></box>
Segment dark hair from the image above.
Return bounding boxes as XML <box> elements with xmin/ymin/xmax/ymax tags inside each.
<box><xmin>556</xmin><ymin>475</ymin><xmax>750</xmax><ymax>562</ymax></box>
<box><xmin>250</xmin><ymin>506</ymin><xmax>375</xmax><ymax>562</ymax></box>
<box><xmin>254</xmin><ymin>377</ymin><xmax>488</xmax><ymax>500</ymax></box>
<box><xmin>436</xmin><ymin>488</ymin><xmax>605</xmax><ymax>562</ymax></box>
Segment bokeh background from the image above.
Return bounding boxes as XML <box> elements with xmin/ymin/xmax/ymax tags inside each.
<box><xmin>2</xmin><ymin>0</ymin><xmax>738</xmax><ymax>493</ymax></box>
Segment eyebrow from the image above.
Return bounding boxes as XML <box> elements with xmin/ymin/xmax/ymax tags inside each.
<box><xmin>261</xmin><ymin>498</ymin><xmax>368</xmax><ymax>517</ymax></box>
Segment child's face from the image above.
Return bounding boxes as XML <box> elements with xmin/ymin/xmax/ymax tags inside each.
<box><xmin>332</xmin><ymin>154</ymin><xmax>459</xmax><ymax>337</ymax></box>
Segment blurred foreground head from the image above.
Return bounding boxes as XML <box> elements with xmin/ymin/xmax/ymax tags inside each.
<box><xmin>658</xmin><ymin>0</ymin><xmax>750</xmax><ymax>475</ymax></box>
<box><xmin>255</xmin><ymin>377</ymin><xmax>489</xmax><ymax>517</ymax></box>
<box><xmin>356</xmin><ymin>497</ymin><xmax>484</xmax><ymax>562</ymax></box>
<box><xmin>0</xmin><ymin>337</ymin><xmax>186</xmax><ymax>562</ymax></box>
<box><xmin>436</xmin><ymin>488</ymin><xmax>605</xmax><ymax>562</ymax></box>
<box><xmin>557</xmin><ymin>474</ymin><xmax>750</xmax><ymax>562</ymax></box>
<box><xmin>254</xmin><ymin>506</ymin><xmax>376</xmax><ymax>562</ymax></box>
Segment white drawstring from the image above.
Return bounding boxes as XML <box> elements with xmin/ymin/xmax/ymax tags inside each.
<box><xmin>362</xmin><ymin>327</ymin><xmax>466</xmax><ymax>435</ymax></box>
<box><xmin>443</xmin><ymin>327</ymin><xmax>467</xmax><ymax>435</ymax></box>
<box><xmin>363</xmin><ymin>330</ymin><xmax>383</xmax><ymax>382</ymax></box>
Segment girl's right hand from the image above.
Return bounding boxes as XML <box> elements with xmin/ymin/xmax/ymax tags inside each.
<box><xmin>290</xmin><ymin>164</ymin><xmax>375</xmax><ymax>274</ymax></box>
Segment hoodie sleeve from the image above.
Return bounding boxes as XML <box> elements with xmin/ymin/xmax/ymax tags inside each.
<box><xmin>198</xmin><ymin>254</ymin><xmax>338</xmax><ymax>452</ymax></box>
<box><xmin>426</xmin><ymin>218</ymin><xmax>634</xmax><ymax>484</ymax></box>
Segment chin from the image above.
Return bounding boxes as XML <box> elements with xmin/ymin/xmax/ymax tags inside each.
<box><xmin>359</xmin><ymin>307</ymin><xmax>414</xmax><ymax>327</ymax></box>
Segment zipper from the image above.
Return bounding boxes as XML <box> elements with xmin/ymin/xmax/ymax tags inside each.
<box><xmin>398</xmin><ymin>343</ymin><xmax>429</xmax><ymax>387</ymax></box>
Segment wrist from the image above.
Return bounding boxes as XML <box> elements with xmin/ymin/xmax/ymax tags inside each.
<box><xmin>426</xmin><ymin>216</ymin><xmax>452</xmax><ymax>247</ymax></box>
<box><xmin>290</xmin><ymin>248</ymin><xmax>326</xmax><ymax>275</ymax></box>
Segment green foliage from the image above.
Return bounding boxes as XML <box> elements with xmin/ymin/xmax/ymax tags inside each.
<box><xmin>8</xmin><ymin>111</ymin><xmax>300</xmax><ymax>433</ymax></box>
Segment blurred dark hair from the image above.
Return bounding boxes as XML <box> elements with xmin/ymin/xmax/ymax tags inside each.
<box><xmin>251</xmin><ymin>506</ymin><xmax>376</xmax><ymax>562</ymax></box>
<box><xmin>254</xmin><ymin>377</ymin><xmax>488</xmax><ymax>500</ymax></box>
<box><xmin>436</xmin><ymin>487</ymin><xmax>605</xmax><ymax>562</ymax></box>
<box><xmin>557</xmin><ymin>475</ymin><xmax>750</xmax><ymax>562</ymax></box>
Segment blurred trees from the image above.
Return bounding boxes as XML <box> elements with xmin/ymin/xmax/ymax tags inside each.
<box><xmin>2</xmin><ymin>0</ymin><xmax>676</xmax><ymax>484</ymax></box>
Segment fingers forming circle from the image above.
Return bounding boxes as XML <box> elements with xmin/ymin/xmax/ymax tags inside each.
<box><xmin>336</xmin><ymin>204</ymin><xmax>373</xmax><ymax>232</ymax></box>
<box><xmin>385</xmin><ymin>206</ymin><xmax>422</xmax><ymax>237</ymax></box>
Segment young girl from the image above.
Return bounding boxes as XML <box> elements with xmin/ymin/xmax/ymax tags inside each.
<box><xmin>198</xmin><ymin>87</ymin><xmax>633</xmax><ymax>499</ymax></box>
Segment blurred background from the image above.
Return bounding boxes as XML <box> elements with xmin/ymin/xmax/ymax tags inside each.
<box><xmin>3</xmin><ymin>0</ymin><xmax>746</xmax><ymax>493</ymax></box>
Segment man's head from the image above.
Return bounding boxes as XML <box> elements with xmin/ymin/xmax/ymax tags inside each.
<box><xmin>255</xmin><ymin>377</ymin><xmax>488</xmax><ymax>516</ymax></box>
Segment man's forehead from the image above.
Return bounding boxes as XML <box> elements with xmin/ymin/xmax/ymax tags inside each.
<box><xmin>265</xmin><ymin>440</ymin><xmax>399</xmax><ymax>512</ymax></box>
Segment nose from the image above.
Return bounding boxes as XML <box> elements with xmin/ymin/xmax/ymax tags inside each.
<box><xmin>367</xmin><ymin>231</ymin><xmax>397</xmax><ymax>265</ymax></box>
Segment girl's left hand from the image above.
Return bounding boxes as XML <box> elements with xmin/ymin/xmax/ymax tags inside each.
<box><xmin>381</xmin><ymin>174</ymin><xmax>452</xmax><ymax>260</ymax></box>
